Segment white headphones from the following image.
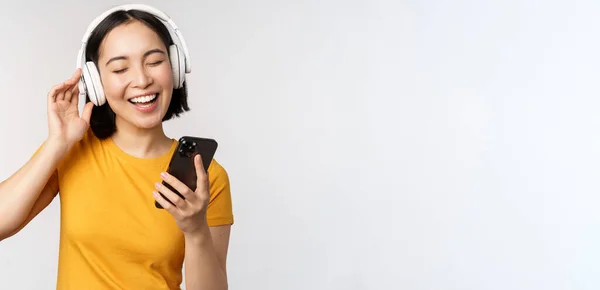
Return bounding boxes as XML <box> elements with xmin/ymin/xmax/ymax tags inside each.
<box><xmin>76</xmin><ymin>4</ymin><xmax>191</xmax><ymax>106</ymax></box>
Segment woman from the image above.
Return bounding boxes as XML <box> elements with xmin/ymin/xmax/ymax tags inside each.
<box><xmin>0</xmin><ymin>5</ymin><xmax>233</xmax><ymax>290</ymax></box>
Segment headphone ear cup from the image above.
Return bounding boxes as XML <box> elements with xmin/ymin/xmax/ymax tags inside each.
<box><xmin>169</xmin><ymin>44</ymin><xmax>185</xmax><ymax>89</ymax></box>
<box><xmin>81</xmin><ymin>63</ymin><xmax>96</xmax><ymax>105</ymax></box>
<box><xmin>83</xmin><ymin>61</ymin><xmax>105</xmax><ymax>106</ymax></box>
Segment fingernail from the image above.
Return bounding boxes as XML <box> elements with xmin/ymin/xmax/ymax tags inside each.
<box><xmin>155</xmin><ymin>182</ymin><xmax>161</xmax><ymax>189</ymax></box>
<box><xmin>160</xmin><ymin>172</ymin><xmax>167</xmax><ymax>178</ymax></box>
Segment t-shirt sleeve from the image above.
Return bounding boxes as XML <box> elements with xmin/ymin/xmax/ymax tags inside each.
<box><xmin>206</xmin><ymin>159</ymin><xmax>234</xmax><ymax>226</ymax></box>
<box><xmin>29</xmin><ymin>131</ymin><xmax>87</xmax><ymax>171</ymax></box>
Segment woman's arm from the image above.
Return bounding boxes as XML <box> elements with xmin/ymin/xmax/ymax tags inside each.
<box><xmin>152</xmin><ymin>155</ymin><xmax>233</xmax><ymax>290</ymax></box>
<box><xmin>183</xmin><ymin>224</ymin><xmax>231</xmax><ymax>290</ymax></box>
<box><xmin>0</xmin><ymin>68</ymin><xmax>93</xmax><ymax>241</ymax></box>
<box><xmin>0</xmin><ymin>139</ymin><xmax>66</xmax><ymax>240</ymax></box>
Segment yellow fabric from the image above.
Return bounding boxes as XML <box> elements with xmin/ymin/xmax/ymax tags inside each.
<box><xmin>41</xmin><ymin>129</ymin><xmax>234</xmax><ymax>289</ymax></box>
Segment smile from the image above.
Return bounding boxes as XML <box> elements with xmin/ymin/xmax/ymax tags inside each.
<box><xmin>128</xmin><ymin>93</ymin><xmax>159</xmax><ymax>112</ymax></box>
<box><xmin>129</xmin><ymin>94</ymin><xmax>157</xmax><ymax>104</ymax></box>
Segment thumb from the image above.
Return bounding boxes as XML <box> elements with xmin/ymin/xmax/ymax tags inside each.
<box><xmin>81</xmin><ymin>102</ymin><xmax>94</xmax><ymax>124</ymax></box>
<box><xmin>194</xmin><ymin>154</ymin><xmax>208</xmax><ymax>184</ymax></box>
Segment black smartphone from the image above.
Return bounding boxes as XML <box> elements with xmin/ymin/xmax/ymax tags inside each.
<box><xmin>155</xmin><ymin>136</ymin><xmax>218</xmax><ymax>209</ymax></box>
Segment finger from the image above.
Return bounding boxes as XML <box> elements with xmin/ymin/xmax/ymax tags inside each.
<box><xmin>81</xmin><ymin>102</ymin><xmax>94</xmax><ymax>124</ymax></box>
<box><xmin>47</xmin><ymin>82</ymin><xmax>66</xmax><ymax>105</ymax></box>
<box><xmin>194</xmin><ymin>154</ymin><xmax>208</xmax><ymax>187</ymax></box>
<box><xmin>65</xmin><ymin>68</ymin><xmax>82</xmax><ymax>86</ymax></box>
<box><xmin>160</xmin><ymin>171</ymin><xmax>197</xmax><ymax>201</ymax></box>
<box><xmin>56</xmin><ymin>89</ymin><xmax>66</xmax><ymax>101</ymax></box>
<box><xmin>152</xmin><ymin>191</ymin><xmax>180</xmax><ymax>216</ymax></box>
<box><xmin>65</xmin><ymin>83</ymin><xmax>78</xmax><ymax>103</ymax></box>
<box><xmin>59</xmin><ymin>69</ymin><xmax>83</xmax><ymax>100</ymax></box>
<box><xmin>55</xmin><ymin>80</ymin><xmax>73</xmax><ymax>101</ymax></box>
<box><xmin>71</xmin><ymin>85</ymin><xmax>80</xmax><ymax>107</ymax></box>
<box><xmin>155</xmin><ymin>182</ymin><xmax>188</xmax><ymax>209</ymax></box>
<box><xmin>63</xmin><ymin>87</ymin><xmax>73</xmax><ymax>103</ymax></box>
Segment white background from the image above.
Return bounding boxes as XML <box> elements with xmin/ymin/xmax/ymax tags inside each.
<box><xmin>0</xmin><ymin>0</ymin><xmax>598</xmax><ymax>289</ymax></box>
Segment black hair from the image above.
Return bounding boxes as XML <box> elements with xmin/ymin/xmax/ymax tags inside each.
<box><xmin>84</xmin><ymin>9</ymin><xmax>190</xmax><ymax>139</ymax></box>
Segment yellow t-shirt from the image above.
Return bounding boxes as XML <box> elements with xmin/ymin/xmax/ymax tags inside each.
<box><xmin>46</xmin><ymin>129</ymin><xmax>234</xmax><ymax>289</ymax></box>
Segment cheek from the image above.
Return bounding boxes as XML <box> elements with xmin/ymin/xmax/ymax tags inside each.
<box><xmin>156</xmin><ymin>64</ymin><xmax>174</xmax><ymax>88</ymax></box>
<box><xmin>101</xmin><ymin>75</ymin><xmax>129</xmax><ymax>101</ymax></box>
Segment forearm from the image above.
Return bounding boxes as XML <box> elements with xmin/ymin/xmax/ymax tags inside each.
<box><xmin>0</xmin><ymin>138</ymin><xmax>67</xmax><ymax>236</ymax></box>
<box><xmin>184</xmin><ymin>221</ymin><xmax>228</xmax><ymax>290</ymax></box>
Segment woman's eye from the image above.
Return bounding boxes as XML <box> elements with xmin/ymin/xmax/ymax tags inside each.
<box><xmin>111</xmin><ymin>60</ymin><xmax>163</xmax><ymax>73</ymax></box>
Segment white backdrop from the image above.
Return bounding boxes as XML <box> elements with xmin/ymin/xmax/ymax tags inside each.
<box><xmin>0</xmin><ymin>0</ymin><xmax>598</xmax><ymax>289</ymax></box>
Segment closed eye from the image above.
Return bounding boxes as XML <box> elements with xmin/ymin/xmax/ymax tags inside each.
<box><xmin>111</xmin><ymin>59</ymin><xmax>164</xmax><ymax>74</ymax></box>
<box><xmin>148</xmin><ymin>60</ymin><xmax>164</xmax><ymax>66</ymax></box>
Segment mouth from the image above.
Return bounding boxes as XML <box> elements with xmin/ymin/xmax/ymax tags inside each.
<box><xmin>128</xmin><ymin>93</ymin><xmax>159</xmax><ymax>112</ymax></box>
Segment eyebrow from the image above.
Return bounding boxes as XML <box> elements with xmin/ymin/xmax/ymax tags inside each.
<box><xmin>105</xmin><ymin>48</ymin><xmax>166</xmax><ymax>66</ymax></box>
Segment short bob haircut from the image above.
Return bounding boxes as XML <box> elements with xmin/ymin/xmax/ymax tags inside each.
<box><xmin>84</xmin><ymin>9</ymin><xmax>190</xmax><ymax>139</ymax></box>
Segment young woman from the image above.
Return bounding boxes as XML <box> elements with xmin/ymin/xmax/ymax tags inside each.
<box><xmin>0</xmin><ymin>5</ymin><xmax>233</xmax><ymax>290</ymax></box>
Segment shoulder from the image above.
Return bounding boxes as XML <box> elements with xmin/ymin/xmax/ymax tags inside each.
<box><xmin>58</xmin><ymin>128</ymin><xmax>102</xmax><ymax>170</ymax></box>
<box><xmin>206</xmin><ymin>159</ymin><xmax>230</xmax><ymax>192</ymax></box>
<box><xmin>205</xmin><ymin>158</ymin><xmax>234</xmax><ymax>225</ymax></box>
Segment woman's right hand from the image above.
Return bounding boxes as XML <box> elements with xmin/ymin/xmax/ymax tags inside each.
<box><xmin>46</xmin><ymin>68</ymin><xmax>94</xmax><ymax>149</ymax></box>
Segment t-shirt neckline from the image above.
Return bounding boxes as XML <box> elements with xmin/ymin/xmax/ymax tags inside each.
<box><xmin>103</xmin><ymin>136</ymin><xmax>178</xmax><ymax>168</ymax></box>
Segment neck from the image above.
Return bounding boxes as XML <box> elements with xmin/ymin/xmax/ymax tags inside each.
<box><xmin>111</xmin><ymin>117</ymin><xmax>174</xmax><ymax>159</ymax></box>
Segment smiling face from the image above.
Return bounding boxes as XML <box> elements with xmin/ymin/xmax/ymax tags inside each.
<box><xmin>96</xmin><ymin>20</ymin><xmax>174</xmax><ymax>130</ymax></box>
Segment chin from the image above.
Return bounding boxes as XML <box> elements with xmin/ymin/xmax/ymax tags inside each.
<box><xmin>115</xmin><ymin>109</ymin><xmax>168</xmax><ymax>131</ymax></box>
<box><xmin>132</xmin><ymin>118</ymin><xmax>164</xmax><ymax>129</ymax></box>
<box><xmin>128</xmin><ymin>108</ymin><xmax>169</xmax><ymax>128</ymax></box>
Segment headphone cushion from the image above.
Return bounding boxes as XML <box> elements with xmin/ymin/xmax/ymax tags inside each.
<box><xmin>83</xmin><ymin>61</ymin><xmax>105</xmax><ymax>106</ymax></box>
<box><xmin>169</xmin><ymin>44</ymin><xmax>185</xmax><ymax>89</ymax></box>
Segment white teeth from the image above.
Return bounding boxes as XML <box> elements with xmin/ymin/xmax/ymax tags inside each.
<box><xmin>130</xmin><ymin>94</ymin><xmax>157</xmax><ymax>103</ymax></box>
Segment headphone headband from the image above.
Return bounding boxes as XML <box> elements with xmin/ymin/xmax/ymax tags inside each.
<box><xmin>76</xmin><ymin>4</ymin><xmax>191</xmax><ymax>73</ymax></box>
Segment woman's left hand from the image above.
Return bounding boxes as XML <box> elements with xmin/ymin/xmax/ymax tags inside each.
<box><xmin>153</xmin><ymin>154</ymin><xmax>210</xmax><ymax>235</ymax></box>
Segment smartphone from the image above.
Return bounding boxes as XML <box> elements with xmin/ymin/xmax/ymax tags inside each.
<box><xmin>155</xmin><ymin>136</ymin><xmax>218</xmax><ymax>209</ymax></box>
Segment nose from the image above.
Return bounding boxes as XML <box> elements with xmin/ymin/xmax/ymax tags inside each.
<box><xmin>131</xmin><ymin>65</ymin><xmax>153</xmax><ymax>89</ymax></box>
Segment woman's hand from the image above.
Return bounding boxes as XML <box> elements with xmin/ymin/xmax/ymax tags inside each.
<box><xmin>47</xmin><ymin>68</ymin><xmax>94</xmax><ymax>149</ymax></box>
<box><xmin>153</xmin><ymin>154</ymin><xmax>210</xmax><ymax>235</ymax></box>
